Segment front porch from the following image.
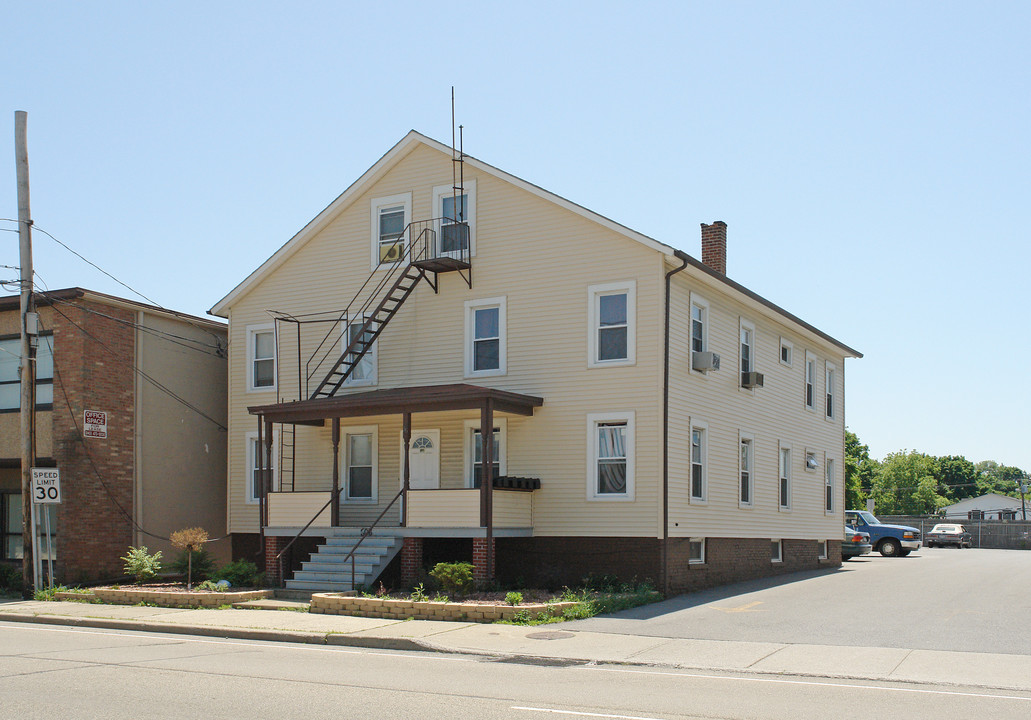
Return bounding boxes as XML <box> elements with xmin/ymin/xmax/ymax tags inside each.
<box><xmin>249</xmin><ymin>384</ymin><xmax>544</xmax><ymax>590</ymax></box>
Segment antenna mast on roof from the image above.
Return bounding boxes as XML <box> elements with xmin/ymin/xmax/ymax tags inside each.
<box><xmin>450</xmin><ymin>87</ymin><xmax>465</xmax><ymax>222</ymax></box>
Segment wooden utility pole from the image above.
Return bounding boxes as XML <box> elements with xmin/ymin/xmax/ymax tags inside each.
<box><xmin>15</xmin><ymin>110</ymin><xmax>37</xmax><ymax>597</ymax></box>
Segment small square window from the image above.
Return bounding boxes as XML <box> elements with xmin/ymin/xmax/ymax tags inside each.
<box><xmin>817</xmin><ymin>540</ymin><xmax>828</xmax><ymax>560</ymax></box>
<box><xmin>771</xmin><ymin>539</ymin><xmax>783</xmax><ymax>563</ymax></box>
<box><xmin>780</xmin><ymin>339</ymin><xmax>793</xmax><ymax>366</ymax></box>
<box><xmin>689</xmin><ymin>538</ymin><xmax>705</xmax><ymax>564</ymax></box>
<box><xmin>805</xmin><ymin>451</ymin><xmax>819</xmax><ymax>471</ymax></box>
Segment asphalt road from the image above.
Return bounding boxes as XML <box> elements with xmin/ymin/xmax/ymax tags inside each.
<box><xmin>3</xmin><ymin>623</ymin><xmax>1030</xmax><ymax>719</ymax></box>
<box><xmin>570</xmin><ymin>548</ymin><xmax>1030</xmax><ymax>654</ymax></box>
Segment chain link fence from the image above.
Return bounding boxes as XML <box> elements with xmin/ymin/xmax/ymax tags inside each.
<box><xmin>880</xmin><ymin>516</ymin><xmax>1031</xmax><ymax>550</ymax></box>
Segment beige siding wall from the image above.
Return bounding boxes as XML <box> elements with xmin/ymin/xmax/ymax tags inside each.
<box><xmin>136</xmin><ymin>312</ymin><xmax>229</xmax><ymax>562</ymax></box>
<box><xmin>668</xmin><ymin>268</ymin><xmax>848</xmax><ymax>541</ymax></box>
<box><xmin>267</xmin><ymin>491</ymin><xmax>332</xmax><ymax>527</ymax></box>
<box><xmin>226</xmin><ymin>143</ymin><xmax>665</xmax><ymax>536</ymax></box>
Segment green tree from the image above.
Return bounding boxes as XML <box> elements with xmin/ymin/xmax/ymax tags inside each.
<box><xmin>871</xmin><ymin>450</ymin><xmax>947</xmax><ymax>515</ymax></box>
<box><xmin>844</xmin><ymin>429</ymin><xmax>875</xmax><ymax>510</ymax></box>
<box><xmin>934</xmin><ymin>455</ymin><xmax>977</xmax><ymax>501</ymax></box>
<box><xmin>974</xmin><ymin>461</ymin><xmax>1025</xmax><ymax>497</ymax></box>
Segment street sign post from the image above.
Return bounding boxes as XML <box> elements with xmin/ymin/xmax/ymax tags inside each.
<box><xmin>29</xmin><ymin>467</ymin><xmax>59</xmax><ymax>593</ymax></box>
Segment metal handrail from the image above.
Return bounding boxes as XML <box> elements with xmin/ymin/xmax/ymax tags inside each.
<box><xmin>273</xmin><ymin>489</ymin><xmax>338</xmax><ymax>565</ymax></box>
<box><xmin>340</xmin><ymin>487</ymin><xmax>406</xmax><ymax>589</ymax></box>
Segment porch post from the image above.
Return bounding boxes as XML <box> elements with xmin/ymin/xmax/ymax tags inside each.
<box><xmin>402</xmin><ymin>411</ymin><xmax>412</xmax><ymax>527</ymax></box>
<box><xmin>480</xmin><ymin>398</ymin><xmax>495</xmax><ymax>582</ymax></box>
<box><xmin>331</xmin><ymin>418</ymin><xmax>340</xmax><ymax>527</ymax></box>
<box><xmin>257</xmin><ymin>415</ymin><xmax>265</xmax><ymax>569</ymax></box>
<box><xmin>263</xmin><ymin>419</ymin><xmax>274</xmax><ymax>528</ymax></box>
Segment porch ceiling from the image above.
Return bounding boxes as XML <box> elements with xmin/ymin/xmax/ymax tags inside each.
<box><xmin>248</xmin><ymin>383</ymin><xmax>543</xmax><ymax>424</ymax></box>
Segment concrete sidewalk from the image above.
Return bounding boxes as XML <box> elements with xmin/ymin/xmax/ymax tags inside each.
<box><xmin>2</xmin><ymin>598</ymin><xmax>1030</xmax><ymax>693</ymax></box>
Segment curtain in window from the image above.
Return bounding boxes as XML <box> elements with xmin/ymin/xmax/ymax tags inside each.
<box><xmin>597</xmin><ymin>423</ymin><xmax>627</xmax><ymax>494</ymax></box>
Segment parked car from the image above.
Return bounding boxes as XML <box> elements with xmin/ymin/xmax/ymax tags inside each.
<box><xmin>926</xmin><ymin>523</ymin><xmax>973</xmax><ymax>548</ymax></box>
<box><xmin>841</xmin><ymin>527</ymin><xmax>872</xmax><ymax>560</ymax></box>
<box><xmin>845</xmin><ymin>510</ymin><xmax>921</xmax><ymax>557</ymax></box>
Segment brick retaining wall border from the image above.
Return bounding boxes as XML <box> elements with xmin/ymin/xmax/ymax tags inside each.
<box><xmin>91</xmin><ymin>588</ymin><xmax>275</xmax><ymax>608</ymax></box>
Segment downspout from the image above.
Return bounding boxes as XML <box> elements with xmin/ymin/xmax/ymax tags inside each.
<box><xmin>662</xmin><ymin>251</ymin><xmax>689</xmax><ymax>596</ymax></box>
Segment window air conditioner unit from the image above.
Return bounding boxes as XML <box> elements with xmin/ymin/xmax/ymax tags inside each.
<box><xmin>692</xmin><ymin>351</ymin><xmax>720</xmax><ymax>372</ymax></box>
<box><xmin>741</xmin><ymin>371</ymin><xmax>764</xmax><ymax>388</ymax></box>
<box><xmin>380</xmin><ymin>242</ymin><xmax>403</xmax><ymax>263</ymax></box>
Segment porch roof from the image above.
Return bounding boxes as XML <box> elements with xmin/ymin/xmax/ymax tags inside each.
<box><xmin>248</xmin><ymin>383</ymin><xmax>544</xmax><ymax>424</ymax></box>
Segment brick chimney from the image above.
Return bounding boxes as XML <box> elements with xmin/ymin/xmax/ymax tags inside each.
<box><xmin>700</xmin><ymin>221</ymin><xmax>727</xmax><ymax>274</ymax></box>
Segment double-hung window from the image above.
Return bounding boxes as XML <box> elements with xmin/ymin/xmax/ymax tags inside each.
<box><xmin>825</xmin><ymin>362</ymin><xmax>836</xmax><ymax>419</ymax></box>
<box><xmin>740</xmin><ymin>435</ymin><xmax>753</xmax><ymax>506</ymax></box>
<box><xmin>0</xmin><ymin>333</ymin><xmax>54</xmax><ymax>411</ymax></box>
<box><xmin>740</xmin><ymin>319</ymin><xmax>756</xmax><ymax>386</ymax></box>
<box><xmin>465</xmin><ymin>297</ymin><xmax>506</xmax><ymax>376</ymax></box>
<box><xmin>779</xmin><ymin>444</ymin><xmax>791</xmax><ymax>509</ymax></box>
<box><xmin>471</xmin><ymin>428</ymin><xmax>501</xmax><ymax>489</ymax></box>
<box><xmin>805</xmin><ymin>352</ymin><xmax>816</xmax><ymax>409</ymax></box>
<box><xmin>825</xmin><ymin>457</ymin><xmax>835</xmax><ymax>513</ymax></box>
<box><xmin>689</xmin><ymin>294</ymin><xmax>709</xmax><ymax>373</ymax></box>
<box><xmin>433</xmin><ymin>180</ymin><xmax>476</xmax><ymax>257</ymax></box>
<box><xmin>346</xmin><ymin>429</ymin><xmax>377</xmax><ymax>502</ymax></box>
<box><xmin>343</xmin><ymin>318</ymin><xmax>376</xmax><ymax>386</ymax></box>
<box><xmin>588</xmin><ymin>412</ymin><xmax>635</xmax><ymax>500</ymax></box>
<box><xmin>690</xmin><ymin>422</ymin><xmax>707</xmax><ymax>501</ymax></box>
<box><xmin>370</xmin><ymin>193</ymin><xmax>411</xmax><ymax>268</ymax></box>
<box><xmin>588</xmin><ymin>282</ymin><xmax>636</xmax><ymax>367</ymax></box>
<box><xmin>245</xmin><ymin>432</ymin><xmax>276</xmax><ymax>503</ymax></box>
<box><xmin>248</xmin><ymin>325</ymin><xmax>275</xmax><ymax>391</ymax></box>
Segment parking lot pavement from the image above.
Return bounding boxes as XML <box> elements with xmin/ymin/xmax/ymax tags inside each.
<box><xmin>568</xmin><ymin>548</ymin><xmax>1031</xmax><ymax>655</ymax></box>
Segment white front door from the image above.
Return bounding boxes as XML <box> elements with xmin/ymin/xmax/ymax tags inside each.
<box><xmin>406</xmin><ymin>430</ymin><xmax>440</xmax><ymax>490</ymax></box>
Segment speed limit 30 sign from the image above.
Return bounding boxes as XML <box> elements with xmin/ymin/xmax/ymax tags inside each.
<box><xmin>31</xmin><ymin>468</ymin><xmax>62</xmax><ymax>504</ymax></box>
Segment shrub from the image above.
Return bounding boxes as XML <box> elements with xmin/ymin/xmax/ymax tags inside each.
<box><xmin>121</xmin><ymin>546</ymin><xmax>162</xmax><ymax>585</ymax></box>
<box><xmin>195</xmin><ymin>579</ymin><xmax>229</xmax><ymax>592</ymax></box>
<box><xmin>429</xmin><ymin>562</ymin><xmax>474</xmax><ymax>596</ymax></box>
<box><xmin>170</xmin><ymin>528</ymin><xmax>209</xmax><ymax>590</ymax></box>
<box><xmin>505</xmin><ymin>591</ymin><xmax>523</xmax><ymax>606</ymax></box>
<box><xmin>211</xmin><ymin>559</ymin><xmax>262</xmax><ymax>587</ymax></box>
<box><xmin>0</xmin><ymin>563</ymin><xmax>21</xmax><ymax>593</ymax></box>
<box><xmin>171</xmin><ymin>548</ymin><xmax>214</xmax><ymax>584</ymax></box>
<box><xmin>410</xmin><ymin>583</ymin><xmax>428</xmax><ymax>602</ymax></box>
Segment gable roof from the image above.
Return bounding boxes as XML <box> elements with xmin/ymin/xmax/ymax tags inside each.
<box><xmin>208</xmin><ymin>130</ymin><xmax>676</xmax><ymax>318</ymax></box>
<box><xmin>208</xmin><ymin>130</ymin><xmax>860</xmax><ymax>358</ymax></box>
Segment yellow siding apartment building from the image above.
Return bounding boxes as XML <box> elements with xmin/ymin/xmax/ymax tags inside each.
<box><xmin>210</xmin><ymin>131</ymin><xmax>860</xmax><ymax>594</ymax></box>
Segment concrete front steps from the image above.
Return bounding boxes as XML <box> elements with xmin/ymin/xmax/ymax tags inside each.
<box><xmin>284</xmin><ymin>529</ymin><xmax>401</xmax><ymax>592</ymax></box>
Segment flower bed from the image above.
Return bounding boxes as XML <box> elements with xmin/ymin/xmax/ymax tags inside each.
<box><xmin>311</xmin><ymin>593</ymin><xmax>579</xmax><ymax>623</ymax></box>
<box><xmin>88</xmin><ymin>586</ymin><xmax>274</xmax><ymax>608</ymax></box>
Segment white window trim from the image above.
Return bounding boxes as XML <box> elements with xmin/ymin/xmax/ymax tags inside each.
<box><xmin>739</xmin><ymin>431</ymin><xmax>754</xmax><ymax>508</ymax></box>
<box><xmin>804</xmin><ymin>351</ymin><xmax>817</xmax><ymax>411</ymax></box>
<box><xmin>343</xmin><ymin>425</ymin><xmax>379</xmax><ymax>503</ymax></box>
<box><xmin>586</xmin><ymin>411</ymin><xmax>635</xmax><ymax>501</ymax></box>
<box><xmin>689</xmin><ymin>419</ymin><xmax>708</xmax><ymax>504</ymax></box>
<box><xmin>247</xmin><ymin>323</ymin><xmax>276</xmax><ymax>393</ymax></box>
<box><xmin>463</xmin><ymin>418</ymin><xmax>508</xmax><ymax>488</ymax></box>
<box><xmin>464</xmin><ymin>296</ymin><xmax>507</xmax><ymax>378</ymax></box>
<box><xmin>689</xmin><ymin>537</ymin><xmax>706</xmax><ymax>565</ymax></box>
<box><xmin>244</xmin><ymin>431</ymin><xmax>277</xmax><ymax>504</ymax></box>
<box><xmin>771</xmin><ymin>538</ymin><xmax>783</xmax><ymax>563</ymax></box>
<box><xmin>432</xmin><ymin>179</ymin><xmax>477</xmax><ymax>257</ymax></box>
<box><xmin>369</xmin><ymin>192</ymin><xmax>412</xmax><ymax>271</ymax></box>
<box><xmin>587</xmin><ymin>281</ymin><xmax>636</xmax><ymax>368</ymax></box>
<box><xmin>825</xmin><ymin>454</ymin><xmax>836</xmax><ymax>515</ymax></box>
<box><xmin>825</xmin><ymin>361</ymin><xmax>837</xmax><ymax>421</ymax></box>
<box><xmin>739</xmin><ymin>317</ymin><xmax>756</xmax><ymax>391</ymax></box>
<box><xmin>689</xmin><ymin>293</ymin><xmax>710</xmax><ymax>376</ymax></box>
<box><xmin>817</xmin><ymin>540</ymin><xmax>828</xmax><ymax>560</ymax></box>
<box><xmin>779</xmin><ymin>337</ymin><xmax>793</xmax><ymax>367</ymax></box>
<box><xmin>341</xmin><ymin>317</ymin><xmax>378</xmax><ymax>388</ymax></box>
<box><xmin>779</xmin><ymin>441</ymin><xmax>792</xmax><ymax>511</ymax></box>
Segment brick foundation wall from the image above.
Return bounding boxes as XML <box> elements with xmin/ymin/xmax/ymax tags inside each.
<box><xmin>50</xmin><ymin>300</ymin><xmax>137</xmax><ymax>584</ymax></box>
<box><xmin>264</xmin><ymin>535</ymin><xmax>289</xmax><ymax>586</ymax></box>
<box><xmin>497</xmin><ymin>536</ymin><xmax>839</xmax><ymax>592</ymax></box>
<box><xmin>400</xmin><ymin>537</ymin><xmax>423</xmax><ymax>585</ymax></box>
<box><xmin>472</xmin><ymin>537</ymin><xmax>495</xmax><ymax>582</ymax></box>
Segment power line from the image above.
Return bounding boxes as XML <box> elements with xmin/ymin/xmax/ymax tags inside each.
<box><xmin>39</xmin><ymin>306</ymin><xmax>227</xmax><ymax>431</ymax></box>
<box><xmin>34</xmin><ymin>284</ymin><xmax>226</xmax><ymax>359</ymax></box>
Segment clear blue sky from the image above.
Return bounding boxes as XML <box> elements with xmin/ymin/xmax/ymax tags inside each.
<box><xmin>3</xmin><ymin>2</ymin><xmax>1029</xmax><ymax>471</ymax></box>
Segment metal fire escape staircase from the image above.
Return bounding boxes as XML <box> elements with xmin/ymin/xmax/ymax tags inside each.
<box><xmin>309</xmin><ymin>219</ymin><xmax>471</xmax><ymax>400</ymax></box>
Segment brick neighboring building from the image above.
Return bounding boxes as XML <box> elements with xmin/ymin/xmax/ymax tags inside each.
<box><xmin>0</xmin><ymin>288</ymin><xmax>228</xmax><ymax>584</ymax></box>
